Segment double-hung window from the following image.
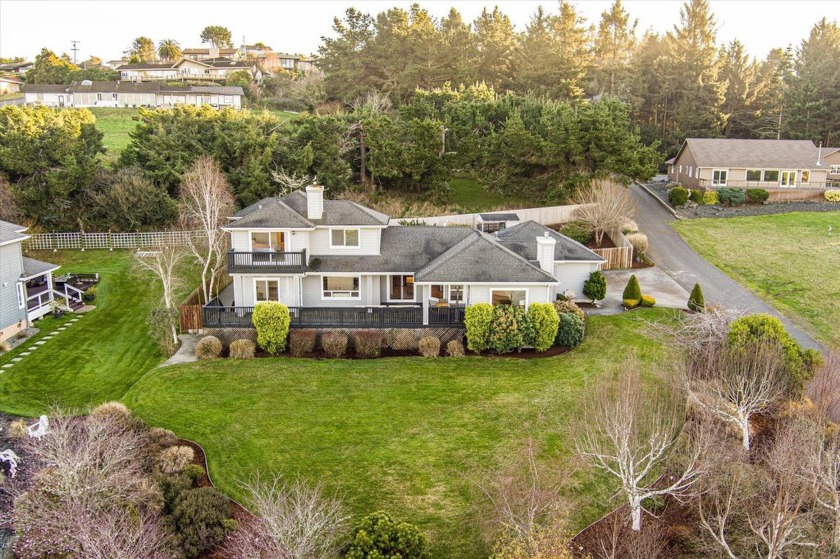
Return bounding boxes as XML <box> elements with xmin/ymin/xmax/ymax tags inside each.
<box><xmin>330</xmin><ymin>228</ymin><xmax>360</xmax><ymax>248</ymax></box>
<box><xmin>255</xmin><ymin>279</ymin><xmax>279</xmax><ymax>302</ymax></box>
<box><xmin>780</xmin><ymin>170</ymin><xmax>797</xmax><ymax>187</ymax></box>
<box><xmin>322</xmin><ymin>276</ymin><xmax>360</xmax><ymax>299</ymax></box>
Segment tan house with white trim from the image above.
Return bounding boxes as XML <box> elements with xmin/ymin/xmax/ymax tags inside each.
<box><xmin>666</xmin><ymin>139</ymin><xmax>837</xmax><ymax>192</ymax></box>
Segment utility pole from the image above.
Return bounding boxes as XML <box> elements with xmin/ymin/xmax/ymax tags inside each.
<box><xmin>71</xmin><ymin>40</ymin><xmax>80</xmax><ymax>65</ymax></box>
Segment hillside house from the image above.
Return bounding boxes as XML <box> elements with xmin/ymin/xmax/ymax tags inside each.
<box><xmin>22</xmin><ymin>81</ymin><xmax>244</xmax><ymax>109</ymax></box>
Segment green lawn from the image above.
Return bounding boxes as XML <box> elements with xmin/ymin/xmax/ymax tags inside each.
<box><xmin>124</xmin><ymin>309</ymin><xmax>673</xmax><ymax>558</ymax></box>
<box><xmin>446</xmin><ymin>176</ymin><xmax>537</xmax><ymax>212</ymax></box>
<box><xmin>674</xmin><ymin>211</ymin><xmax>840</xmax><ymax>345</ymax></box>
<box><xmin>89</xmin><ymin>107</ymin><xmax>140</xmax><ymax>163</ymax></box>
<box><xmin>0</xmin><ymin>250</ymin><xmax>183</xmax><ymax>416</ymax></box>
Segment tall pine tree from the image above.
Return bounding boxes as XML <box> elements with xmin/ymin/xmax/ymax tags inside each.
<box><xmin>591</xmin><ymin>0</ymin><xmax>638</xmax><ymax>99</ymax></box>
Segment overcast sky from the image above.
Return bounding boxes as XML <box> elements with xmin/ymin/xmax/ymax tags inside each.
<box><xmin>0</xmin><ymin>0</ymin><xmax>835</xmax><ymax>63</ymax></box>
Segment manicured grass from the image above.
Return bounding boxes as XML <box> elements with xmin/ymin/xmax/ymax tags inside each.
<box><xmin>447</xmin><ymin>176</ymin><xmax>537</xmax><ymax>212</ymax></box>
<box><xmin>88</xmin><ymin>107</ymin><xmax>140</xmax><ymax>163</ymax></box>
<box><xmin>124</xmin><ymin>309</ymin><xmax>674</xmax><ymax>558</ymax></box>
<box><xmin>0</xmin><ymin>250</ymin><xmax>187</xmax><ymax>416</ymax></box>
<box><xmin>673</xmin><ymin>211</ymin><xmax>840</xmax><ymax>345</ymax></box>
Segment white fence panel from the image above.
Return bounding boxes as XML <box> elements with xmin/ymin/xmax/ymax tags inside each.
<box><xmin>24</xmin><ymin>231</ymin><xmax>206</xmax><ymax>251</ymax></box>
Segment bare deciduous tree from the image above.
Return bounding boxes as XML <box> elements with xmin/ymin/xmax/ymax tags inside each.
<box><xmin>800</xmin><ymin>420</ymin><xmax>840</xmax><ymax>546</ymax></box>
<box><xmin>644</xmin><ymin>306</ymin><xmax>744</xmax><ymax>358</ymax></box>
<box><xmin>179</xmin><ymin>156</ymin><xmax>235</xmax><ymax>303</ymax></box>
<box><xmin>575</xmin><ymin>366</ymin><xmax>707</xmax><ymax>531</ymax></box>
<box><xmin>271</xmin><ymin>168</ymin><xmax>315</xmax><ymax>196</ymax></box>
<box><xmin>571</xmin><ymin>180</ymin><xmax>636</xmax><ymax>246</ymax></box>
<box><xmin>684</xmin><ymin>342</ymin><xmax>788</xmax><ymax>452</ymax></box>
<box><xmin>224</xmin><ymin>475</ymin><xmax>348</xmax><ymax>559</ymax></box>
<box><xmin>809</xmin><ymin>350</ymin><xmax>840</xmax><ymax>422</ymax></box>
<box><xmin>134</xmin><ymin>245</ymin><xmax>185</xmax><ymax>347</ymax></box>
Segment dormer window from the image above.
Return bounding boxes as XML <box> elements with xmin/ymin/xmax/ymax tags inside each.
<box><xmin>330</xmin><ymin>228</ymin><xmax>360</xmax><ymax>248</ymax></box>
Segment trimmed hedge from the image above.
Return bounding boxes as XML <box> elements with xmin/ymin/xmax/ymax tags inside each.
<box><xmin>622</xmin><ymin>274</ymin><xmax>642</xmax><ymax>300</ymax></box>
<box><xmin>718</xmin><ymin>187</ymin><xmax>746</xmax><ymax>205</ymax></box>
<box><xmin>488</xmin><ymin>305</ymin><xmax>528</xmax><ymax>354</ymax></box>
<box><xmin>668</xmin><ymin>186</ymin><xmax>690</xmax><ymax>206</ymax></box>
<box><xmin>825</xmin><ymin>190</ymin><xmax>840</xmax><ymax>202</ymax></box>
<box><xmin>583</xmin><ymin>270</ymin><xmax>607</xmax><ymax>303</ymax></box>
<box><xmin>746</xmin><ymin>188</ymin><xmax>769</xmax><ymax>204</ymax></box>
<box><xmin>555</xmin><ymin>313</ymin><xmax>584</xmax><ymax>348</ymax></box>
<box><xmin>702</xmin><ymin>191</ymin><xmax>719</xmax><ymax>205</ymax></box>
<box><xmin>527</xmin><ymin>302</ymin><xmax>560</xmax><ymax>352</ymax></box>
<box><xmin>464</xmin><ymin>303</ymin><xmax>494</xmax><ymax>352</ymax></box>
<box><xmin>688</xmin><ymin>283</ymin><xmax>705</xmax><ymax>312</ymax></box>
<box><xmin>623</xmin><ymin>298</ymin><xmax>640</xmax><ymax>309</ymax></box>
<box><xmin>690</xmin><ymin>189</ymin><xmax>703</xmax><ymax>203</ymax></box>
<box><xmin>251</xmin><ymin>302</ymin><xmax>291</xmax><ymax>355</ymax></box>
<box><xmin>289</xmin><ymin>329</ymin><xmax>317</xmax><ymax>356</ymax></box>
<box><xmin>354</xmin><ymin>331</ymin><xmax>383</xmax><ymax>358</ymax></box>
<box><xmin>322</xmin><ymin>333</ymin><xmax>348</xmax><ymax>358</ymax></box>
<box><xmin>418</xmin><ymin>336</ymin><xmax>441</xmax><ymax>357</ymax></box>
<box><xmin>228</xmin><ymin>338</ymin><xmax>255</xmax><ymax>359</ymax></box>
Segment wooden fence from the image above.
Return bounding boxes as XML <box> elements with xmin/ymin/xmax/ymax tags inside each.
<box><xmin>592</xmin><ymin>228</ymin><xmax>634</xmax><ymax>270</ymax></box>
<box><xmin>25</xmin><ymin>230</ymin><xmax>206</xmax><ymax>251</ymax></box>
<box><xmin>178</xmin><ymin>272</ymin><xmax>232</xmax><ymax>333</ymax></box>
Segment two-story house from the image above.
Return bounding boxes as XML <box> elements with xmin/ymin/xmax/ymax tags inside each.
<box><xmin>0</xmin><ymin>221</ymin><xmax>60</xmax><ymax>343</ymax></box>
<box><xmin>204</xmin><ymin>186</ymin><xmax>605</xmax><ymax>329</ymax></box>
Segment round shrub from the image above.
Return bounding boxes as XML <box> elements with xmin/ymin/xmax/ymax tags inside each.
<box><xmin>419</xmin><ymin>336</ymin><xmax>441</xmax><ymax>358</ymax></box>
<box><xmin>251</xmin><ymin>301</ymin><xmax>291</xmax><ymax>355</ymax></box>
<box><xmin>446</xmin><ymin>339</ymin><xmax>465</xmax><ymax>357</ymax></box>
<box><xmin>183</xmin><ymin>463</ymin><xmax>206</xmax><ymax>482</ymax></box>
<box><xmin>346</xmin><ymin>511</ymin><xmax>427</xmax><ymax>559</ymax></box>
<box><xmin>464</xmin><ymin>303</ymin><xmax>494</xmax><ymax>353</ymax></box>
<box><xmin>170</xmin><ymin>487</ymin><xmax>233</xmax><ymax>559</ymax></box>
<box><xmin>89</xmin><ymin>401</ymin><xmax>132</xmax><ymax>421</ymax></box>
<box><xmin>626</xmin><ymin>232</ymin><xmax>649</xmax><ymax>254</ymax></box>
<box><xmin>718</xmin><ymin>187</ymin><xmax>746</xmax><ymax>205</ymax></box>
<box><xmin>195</xmin><ymin>335</ymin><xmax>223</xmax><ymax>360</ymax></box>
<box><xmin>290</xmin><ymin>329</ymin><xmax>317</xmax><ymax>356</ymax></box>
<box><xmin>229</xmin><ymin>338</ymin><xmax>256</xmax><ymax>359</ymax></box>
<box><xmin>746</xmin><ymin>188</ymin><xmax>769</xmax><ymax>204</ymax></box>
<box><xmin>158</xmin><ymin>445</ymin><xmax>195</xmax><ymax>474</ymax></box>
<box><xmin>702</xmin><ymin>191</ymin><xmax>719</xmax><ymax>205</ymax></box>
<box><xmin>622</xmin><ymin>274</ymin><xmax>642</xmax><ymax>301</ymax></box>
<box><xmin>668</xmin><ymin>186</ymin><xmax>690</xmax><ymax>206</ymax></box>
<box><xmin>639</xmin><ymin>294</ymin><xmax>656</xmax><ymax>307</ymax></box>
<box><xmin>488</xmin><ymin>305</ymin><xmax>527</xmax><ymax>353</ymax></box>
<box><xmin>321</xmin><ymin>332</ymin><xmax>348</xmax><ymax>358</ymax></box>
<box><xmin>623</xmin><ymin>298</ymin><xmax>640</xmax><ymax>309</ymax></box>
<box><xmin>621</xmin><ymin>218</ymin><xmax>639</xmax><ymax>234</ymax></box>
<box><xmin>825</xmin><ymin>190</ymin><xmax>840</xmax><ymax>202</ymax></box>
<box><xmin>7</xmin><ymin>419</ymin><xmax>28</xmax><ymax>440</ymax></box>
<box><xmin>354</xmin><ymin>331</ymin><xmax>383</xmax><ymax>358</ymax></box>
<box><xmin>553</xmin><ymin>300</ymin><xmax>585</xmax><ymax>324</ymax></box>
<box><xmin>555</xmin><ymin>313</ymin><xmax>584</xmax><ymax>348</ymax></box>
<box><xmin>582</xmin><ymin>271</ymin><xmax>607</xmax><ymax>303</ymax></box>
<box><xmin>689</xmin><ymin>189</ymin><xmax>703</xmax><ymax>203</ymax></box>
<box><xmin>688</xmin><ymin>283</ymin><xmax>705</xmax><ymax>312</ymax></box>
<box><xmin>528</xmin><ymin>302</ymin><xmax>560</xmax><ymax>352</ymax></box>
<box><xmin>148</xmin><ymin>427</ymin><xmax>179</xmax><ymax>453</ymax></box>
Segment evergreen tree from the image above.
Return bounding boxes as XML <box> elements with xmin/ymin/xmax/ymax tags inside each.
<box><xmin>438</xmin><ymin>8</ymin><xmax>478</xmax><ymax>86</ymax></box>
<box><xmin>318</xmin><ymin>8</ymin><xmax>376</xmax><ymax>101</ymax></box>
<box><xmin>719</xmin><ymin>40</ymin><xmax>764</xmax><ymax>137</ymax></box>
<box><xmin>591</xmin><ymin>0</ymin><xmax>637</xmax><ymax>98</ymax></box>
<box><xmin>549</xmin><ymin>1</ymin><xmax>593</xmax><ymax>101</ymax></box>
<box><xmin>752</xmin><ymin>47</ymin><xmax>794</xmax><ymax>139</ymax></box>
<box><xmin>125</xmin><ymin>36</ymin><xmax>156</xmax><ymax>62</ymax></box>
<box><xmin>200</xmin><ymin>25</ymin><xmax>233</xmax><ymax>48</ymax></box>
<box><xmin>26</xmin><ymin>48</ymin><xmax>78</xmax><ymax>84</ymax></box>
<box><xmin>473</xmin><ymin>6</ymin><xmax>517</xmax><ymax>91</ymax></box>
<box><xmin>688</xmin><ymin>283</ymin><xmax>705</xmax><ymax>312</ymax></box>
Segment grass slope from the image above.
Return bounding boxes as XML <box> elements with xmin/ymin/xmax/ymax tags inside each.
<box><xmin>89</xmin><ymin>107</ymin><xmax>139</xmax><ymax>164</ymax></box>
<box><xmin>125</xmin><ymin>309</ymin><xmax>673</xmax><ymax>558</ymax></box>
<box><xmin>0</xmin><ymin>250</ymin><xmax>184</xmax><ymax>416</ymax></box>
<box><xmin>674</xmin><ymin>211</ymin><xmax>840</xmax><ymax>344</ymax></box>
<box><xmin>447</xmin><ymin>176</ymin><xmax>537</xmax><ymax>212</ymax></box>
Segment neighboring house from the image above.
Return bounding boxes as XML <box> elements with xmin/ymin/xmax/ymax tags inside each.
<box><xmin>0</xmin><ymin>221</ymin><xmax>60</xmax><ymax>343</ymax></box>
<box><xmin>182</xmin><ymin>47</ymin><xmax>239</xmax><ymax>61</ymax></box>
<box><xmin>0</xmin><ymin>76</ymin><xmax>23</xmax><ymax>94</ymax></box>
<box><xmin>205</xmin><ymin>186</ymin><xmax>604</xmax><ymax>328</ymax></box>
<box><xmin>104</xmin><ymin>59</ymin><xmax>129</xmax><ymax>69</ymax></box>
<box><xmin>118</xmin><ymin>57</ymin><xmax>253</xmax><ymax>81</ymax></box>
<box><xmin>666</xmin><ymin>138</ymin><xmax>834</xmax><ymax>190</ymax></box>
<box><xmin>22</xmin><ymin>81</ymin><xmax>244</xmax><ymax>109</ymax></box>
<box><xmin>0</xmin><ymin>61</ymin><xmax>33</xmax><ymax>75</ymax></box>
<box><xmin>824</xmin><ymin>148</ymin><xmax>840</xmax><ymax>185</ymax></box>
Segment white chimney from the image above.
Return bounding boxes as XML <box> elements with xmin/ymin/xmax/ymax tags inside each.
<box><xmin>536</xmin><ymin>233</ymin><xmax>556</xmax><ymax>274</ymax></box>
<box><xmin>209</xmin><ymin>47</ymin><xmax>220</xmax><ymax>59</ymax></box>
<box><xmin>305</xmin><ymin>185</ymin><xmax>324</xmax><ymax>220</ymax></box>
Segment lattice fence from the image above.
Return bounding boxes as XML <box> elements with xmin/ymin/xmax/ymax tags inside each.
<box><xmin>25</xmin><ymin>230</ymin><xmax>206</xmax><ymax>251</ymax></box>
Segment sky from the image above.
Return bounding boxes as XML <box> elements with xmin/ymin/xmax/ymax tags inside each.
<box><xmin>0</xmin><ymin>0</ymin><xmax>835</xmax><ymax>63</ymax></box>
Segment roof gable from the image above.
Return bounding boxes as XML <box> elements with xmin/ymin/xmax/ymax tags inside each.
<box><xmin>677</xmin><ymin>138</ymin><xmax>824</xmax><ymax>169</ymax></box>
<box><xmin>226</xmin><ymin>198</ymin><xmax>314</xmax><ymax>229</ymax></box>
<box><xmin>281</xmin><ymin>191</ymin><xmax>390</xmax><ymax>226</ymax></box>
<box><xmin>496</xmin><ymin>221</ymin><xmax>605</xmax><ymax>262</ymax></box>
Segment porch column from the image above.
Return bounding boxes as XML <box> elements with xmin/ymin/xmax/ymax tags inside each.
<box><xmin>46</xmin><ymin>273</ymin><xmax>54</xmax><ymax>303</ymax></box>
<box><xmin>421</xmin><ymin>285</ymin><xmax>429</xmax><ymax>326</ymax></box>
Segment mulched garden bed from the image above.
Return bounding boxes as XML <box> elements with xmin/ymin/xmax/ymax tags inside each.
<box><xmin>247</xmin><ymin>346</ymin><xmax>572</xmax><ymax>360</ymax></box>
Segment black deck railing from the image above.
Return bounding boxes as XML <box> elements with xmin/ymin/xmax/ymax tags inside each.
<box><xmin>201</xmin><ymin>304</ymin><xmax>465</xmax><ymax>329</ymax></box>
<box><xmin>226</xmin><ymin>249</ymin><xmax>307</xmax><ymax>274</ymax></box>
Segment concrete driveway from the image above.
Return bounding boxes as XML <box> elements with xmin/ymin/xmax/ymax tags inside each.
<box><xmin>630</xmin><ymin>183</ymin><xmax>820</xmax><ymax>350</ymax></box>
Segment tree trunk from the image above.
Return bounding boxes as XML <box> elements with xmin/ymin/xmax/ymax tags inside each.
<box><xmin>834</xmin><ymin>509</ymin><xmax>840</xmax><ymax>548</ymax></box>
<box><xmin>738</xmin><ymin>413</ymin><xmax>750</xmax><ymax>452</ymax></box>
<box><xmin>630</xmin><ymin>495</ymin><xmax>642</xmax><ymax>531</ymax></box>
<box><xmin>359</xmin><ymin>127</ymin><xmax>367</xmax><ymax>186</ymax></box>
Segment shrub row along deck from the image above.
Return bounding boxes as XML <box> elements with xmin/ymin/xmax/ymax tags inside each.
<box><xmin>203</xmin><ymin>300</ymin><xmax>466</xmax><ymax>328</ymax></box>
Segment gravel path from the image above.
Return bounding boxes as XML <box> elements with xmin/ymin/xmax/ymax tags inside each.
<box><xmin>644</xmin><ymin>181</ymin><xmax>840</xmax><ymax>219</ymax></box>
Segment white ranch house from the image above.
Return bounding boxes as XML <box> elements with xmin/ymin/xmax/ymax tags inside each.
<box><xmin>22</xmin><ymin>81</ymin><xmax>244</xmax><ymax>109</ymax></box>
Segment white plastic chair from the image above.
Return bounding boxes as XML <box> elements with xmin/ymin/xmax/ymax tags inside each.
<box><xmin>27</xmin><ymin>415</ymin><xmax>49</xmax><ymax>440</ymax></box>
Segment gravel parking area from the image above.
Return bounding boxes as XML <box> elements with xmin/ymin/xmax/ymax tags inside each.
<box><xmin>644</xmin><ymin>181</ymin><xmax>840</xmax><ymax>219</ymax></box>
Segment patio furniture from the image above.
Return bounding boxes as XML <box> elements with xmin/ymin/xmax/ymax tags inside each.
<box><xmin>27</xmin><ymin>415</ymin><xmax>49</xmax><ymax>440</ymax></box>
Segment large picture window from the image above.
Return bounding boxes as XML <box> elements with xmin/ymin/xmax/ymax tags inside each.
<box><xmin>491</xmin><ymin>289</ymin><xmax>527</xmax><ymax>307</ymax></box>
<box><xmin>250</xmin><ymin>231</ymin><xmax>285</xmax><ymax>251</ymax></box>
<box><xmin>746</xmin><ymin>169</ymin><xmax>762</xmax><ymax>181</ymax></box>
<box><xmin>255</xmin><ymin>279</ymin><xmax>279</xmax><ymax>302</ymax></box>
<box><xmin>763</xmin><ymin>170</ymin><xmax>780</xmax><ymax>182</ymax></box>
<box><xmin>322</xmin><ymin>276</ymin><xmax>360</xmax><ymax>299</ymax></box>
<box><xmin>330</xmin><ymin>228</ymin><xmax>360</xmax><ymax>248</ymax></box>
<box><xmin>389</xmin><ymin>275</ymin><xmax>414</xmax><ymax>301</ymax></box>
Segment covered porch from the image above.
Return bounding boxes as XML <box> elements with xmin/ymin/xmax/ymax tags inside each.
<box><xmin>20</xmin><ymin>257</ymin><xmax>60</xmax><ymax>322</ymax></box>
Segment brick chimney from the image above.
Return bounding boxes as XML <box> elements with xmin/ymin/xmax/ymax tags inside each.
<box><xmin>536</xmin><ymin>233</ymin><xmax>556</xmax><ymax>274</ymax></box>
<box><xmin>305</xmin><ymin>185</ymin><xmax>324</xmax><ymax>220</ymax></box>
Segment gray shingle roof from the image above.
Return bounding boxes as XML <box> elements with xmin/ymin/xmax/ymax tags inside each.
<box><xmin>479</xmin><ymin>212</ymin><xmax>519</xmax><ymax>221</ymax></box>
<box><xmin>415</xmin><ymin>231</ymin><xmax>557</xmax><ymax>284</ymax></box>
<box><xmin>496</xmin><ymin>221</ymin><xmax>605</xmax><ymax>262</ymax></box>
<box><xmin>117</xmin><ymin>62</ymin><xmax>177</xmax><ymax>70</ymax></box>
<box><xmin>226</xmin><ymin>198</ymin><xmax>314</xmax><ymax>229</ymax></box>
<box><xmin>21</xmin><ymin>84</ymin><xmax>69</xmax><ymax>93</ymax></box>
<box><xmin>281</xmin><ymin>191</ymin><xmax>390</xmax><ymax>226</ymax></box>
<box><xmin>0</xmin><ymin>220</ymin><xmax>28</xmax><ymax>244</ymax></box>
<box><xmin>678</xmin><ymin>138</ymin><xmax>827</xmax><ymax>169</ymax></box>
<box><xmin>22</xmin><ymin>256</ymin><xmax>59</xmax><ymax>278</ymax></box>
<box><xmin>309</xmin><ymin>226</ymin><xmax>474</xmax><ymax>274</ymax></box>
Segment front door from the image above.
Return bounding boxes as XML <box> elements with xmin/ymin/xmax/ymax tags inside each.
<box><xmin>780</xmin><ymin>170</ymin><xmax>797</xmax><ymax>188</ymax></box>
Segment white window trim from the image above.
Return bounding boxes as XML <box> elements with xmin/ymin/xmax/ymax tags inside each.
<box><xmin>249</xmin><ymin>230</ymin><xmax>286</xmax><ymax>252</ymax></box>
<box><xmin>321</xmin><ymin>275</ymin><xmax>361</xmax><ymax>300</ymax></box>
<box><xmin>712</xmin><ymin>168</ymin><xmax>728</xmax><ymax>187</ymax></box>
<box><xmin>253</xmin><ymin>277</ymin><xmax>281</xmax><ymax>303</ymax></box>
<box><xmin>490</xmin><ymin>288</ymin><xmax>529</xmax><ymax>309</ymax></box>
<box><xmin>16</xmin><ymin>282</ymin><xmax>26</xmax><ymax>309</ymax></box>
<box><xmin>387</xmin><ymin>274</ymin><xmax>415</xmax><ymax>302</ymax></box>
<box><xmin>763</xmin><ymin>169</ymin><xmax>780</xmax><ymax>182</ymax></box>
<box><xmin>830</xmin><ymin>165</ymin><xmax>840</xmax><ymax>175</ymax></box>
<box><xmin>328</xmin><ymin>228</ymin><xmax>361</xmax><ymax>249</ymax></box>
<box><xmin>780</xmin><ymin>170</ymin><xmax>797</xmax><ymax>188</ymax></box>
<box><xmin>431</xmin><ymin>284</ymin><xmax>465</xmax><ymax>304</ymax></box>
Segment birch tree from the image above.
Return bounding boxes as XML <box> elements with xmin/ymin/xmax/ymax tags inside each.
<box><xmin>134</xmin><ymin>245</ymin><xmax>185</xmax><ymax>348</ymax></box>
<box><xmin>575</xmin><ymin>366</ymin><xmax>706</xmax><ymax>531</ymax></box>
<box><xmin>179</xmin><ymin>156</ymin><xmax>235</xmax><ymax>304</ymax></box>
<box><xmin>801</xmin><ymin>421</ymin><xmax>840</xmax><ymax>547</ymax></box>
<box><xmin>684</xmin><ymin>342</ymin><xmax>787</xmax><ymax>452</ymax></box>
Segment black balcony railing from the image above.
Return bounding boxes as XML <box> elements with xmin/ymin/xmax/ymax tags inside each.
<box><xmin>226</xmin><ymin>249</ymin><xmax>307</xmax><ymax>274</ymax></box>
<box><xmin>201</xmin><ymin>304</ymin><xmax>465</xmax><ymax>329</ymax></box>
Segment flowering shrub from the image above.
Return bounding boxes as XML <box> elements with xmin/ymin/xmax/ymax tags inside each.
<box><xmin>825</xmin><ymin>190</ymin><xmax>840</xmax><ymax>202</ymax></box>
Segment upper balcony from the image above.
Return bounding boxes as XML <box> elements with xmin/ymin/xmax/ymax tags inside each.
<box><xmin>226</xmin><ymin>249</ymin><xmax>307</xmax><ymax>274</ymax></box>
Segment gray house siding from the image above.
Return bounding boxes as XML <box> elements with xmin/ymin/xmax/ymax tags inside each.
<box><xmin>0</xmin><ymin>242</ymin><xmax>27</xmax><ymax>341</ymax></box>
